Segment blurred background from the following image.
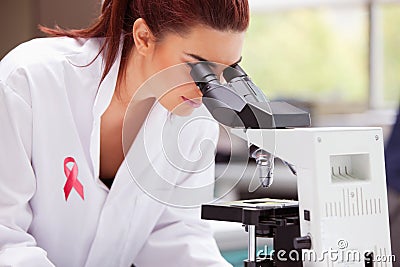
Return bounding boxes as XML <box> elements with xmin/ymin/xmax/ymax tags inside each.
<box><xmin>1</xmin><ymin>0</ymin><xmax>399</xmax><ymax>265</ymax></box>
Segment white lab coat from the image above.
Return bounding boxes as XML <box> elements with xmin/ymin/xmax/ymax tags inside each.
<box><xmin>0</xmin><ymin>37</ymin><xmax>232</xmax><ymax>267</ymax></box>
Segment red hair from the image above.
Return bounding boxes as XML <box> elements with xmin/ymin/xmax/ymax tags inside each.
<box><xmin>40</xmin><ymin>0</ymin><xmax>249</xmax><ymax>83</ymax></box>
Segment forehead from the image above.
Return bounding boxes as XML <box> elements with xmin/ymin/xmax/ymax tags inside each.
<box><xmin>162</xmin><ymin>26</ymin><xmax>245</xmax><ymax>66</ymax></box>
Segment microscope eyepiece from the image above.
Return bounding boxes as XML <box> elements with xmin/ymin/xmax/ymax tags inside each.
<box><xmin>222</xmin><ymin>64</ymin><xmax>247</xmax><ymax>82</ymax></box>
<box><xmin>188</xmin><ymin>62</ymin><xmax>219</xmax><ymax>85</ymax></box>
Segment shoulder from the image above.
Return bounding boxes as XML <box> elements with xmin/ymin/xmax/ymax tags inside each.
<box><xmin>1</xmin><ymin>37</ymin><xmax>97</xmax><ymax>76</ymax></box>
<box><xmin>0</xmin><ymin>37</ymin><xmax>103</xmax><ymax>104</ymax></box>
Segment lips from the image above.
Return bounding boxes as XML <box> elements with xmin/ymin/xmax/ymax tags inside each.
<box><xmin>181</xmin><ymin>96</ymin><xmax>202</xmax><ymax>108</ymax></box>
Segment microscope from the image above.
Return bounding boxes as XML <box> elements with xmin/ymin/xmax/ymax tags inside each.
<box><xmin>189</xmin><ymin>62</ymin><xmax>393</xmax><ymax>267</ymax></box>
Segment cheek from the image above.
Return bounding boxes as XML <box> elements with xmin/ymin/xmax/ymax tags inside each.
<box><xmin>158</xmin><ymin>83</ymin><xmax>200</xmax><ymax>116</ymax></box>
<box><xmin>147</xmin><ymin>54</ymin><xmax>195</xmax><ymax>99</ymax></box>
<box><xmin>150</xmin><ymin>44</ymin><xmax>183</xmax><ymax>74</ymax></box>
<box><xmin>159</xmin><ymin>89</ymin><xmax>182</xmax><ymax>109</ymax></box>
<box><xmin>161</xmin><ymin>83</ymin><xmax>200</xmax><ymax>102</ymax></box>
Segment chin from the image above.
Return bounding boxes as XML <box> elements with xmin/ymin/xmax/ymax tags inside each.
<box><xmin>159</xmin><ymin>98</ymin><xmax>198</xmax><ymax>117</ymax></box>
<box><xmin>170</xmin><ymin>106</ymin><xmax>195</xmax><ymax>117</ymax></box>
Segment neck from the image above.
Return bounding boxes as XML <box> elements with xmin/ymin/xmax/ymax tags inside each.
<box><xmin>114</xmin><ymin>48</ymin><xmax>153</xmax><ymax>107</ymax></box>
<box><xmin>111</xmin><ymin>49</ymin><xmax>157</xmax><ymax>150</ymax></box>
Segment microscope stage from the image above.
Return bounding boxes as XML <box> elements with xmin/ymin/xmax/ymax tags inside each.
<box><xmin>202</xmin><ymin>198</ymin><xmax>299</xmax><ymax>226</ymax></box>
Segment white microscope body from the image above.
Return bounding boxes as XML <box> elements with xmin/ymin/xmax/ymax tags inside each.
<box><xmin>232</xmin><ymin>127</ymin><xmax>393</xmax><ymax>266</ymax></box>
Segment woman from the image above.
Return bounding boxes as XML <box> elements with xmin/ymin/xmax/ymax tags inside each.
<box><xmin>0</xmin><ymin>0</ymin><xmax>248</xmax><ymax>266</ymax></box>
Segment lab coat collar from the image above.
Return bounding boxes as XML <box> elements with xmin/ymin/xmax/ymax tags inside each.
<box><xmin>92</xmin><ymin>39</ymin><xmax>122</xmax><ymax>119</ymax></box>
<box><xmin>64</xmin><ymin>37</ymin><xmax>122</xmax><ymax>120</ymax></box>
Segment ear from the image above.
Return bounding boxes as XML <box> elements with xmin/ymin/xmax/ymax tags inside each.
<box><xmin>132</xmin><ymin>18</ymin><xmax>156</xmax><ymax>56</ymax></box>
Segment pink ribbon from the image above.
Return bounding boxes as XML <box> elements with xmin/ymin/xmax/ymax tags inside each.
<box><xmin>63</xmin><ymin>157</ymin><xmax>84</xmax><ymax>201</ymax></box>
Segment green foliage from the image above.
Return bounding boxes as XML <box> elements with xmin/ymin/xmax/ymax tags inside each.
<box><xmin>242</xmin><ymin>8</ymin><xmax>369</xmax><ymax>104</ymax></box>
<box><xmin>383</xmin><ymin>5</ymin><xmax>400</xmax><ymax>106</ymax></box>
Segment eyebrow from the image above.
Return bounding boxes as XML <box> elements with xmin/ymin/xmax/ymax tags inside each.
<box><xmin>186</xmin><ymin>53</ymin><xmax>242</xmax><ymax>67</ymax></box>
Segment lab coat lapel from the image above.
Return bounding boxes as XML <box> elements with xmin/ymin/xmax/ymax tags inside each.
<box><xmin>64</xmin><ymin>38</ymin><xmax>121</xmax><ymax>182</ymax></box>
<box><xmin>123</xmin><ymin>102</ymin><xmax>175</xmax><ymax>189</ymax></box>
<box><xmin>112</xmin><ymin>103</ymin><xmax>179</xmax><ymax>265</ymax></box>
<box><xmin>89</xmin><ymin>48</ymin><xmax>121</xmax><ymax>182</ymax></box>
<box><xmin>106</xmin><ymin>101</ymin><xmax>177</xmax><ymax>202</ymax></box>
<box><xmin>84</xmin><ymin>102</ymin><xmax>175</xmax><ymax>267</ymax></box>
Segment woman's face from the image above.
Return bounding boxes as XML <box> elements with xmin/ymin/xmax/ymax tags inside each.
<box><xmin>140</xmin><ymin>25</ymin><xmax>245</xmax><ymax>116</ymax></box>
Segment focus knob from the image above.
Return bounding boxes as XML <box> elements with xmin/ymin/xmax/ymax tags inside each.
<box><xmin>293</xmin><ymin>236</ymin><xmax>312</xmax><ymax>250</ymax></box>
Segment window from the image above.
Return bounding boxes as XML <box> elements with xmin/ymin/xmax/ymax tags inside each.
<box><xmin>382</xmin><ymin>4</ymin><xmax>400</xmax><ymax>107</ymax></box>
<box><xmin>243</xmin><ymin>0</ymin><xmax>400</xmax><ymax>110</ymax></box>
<box><xmin>242</xmin><ymin>7</ymin><xmax>368</xmax><ymax>106</ymax></box>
